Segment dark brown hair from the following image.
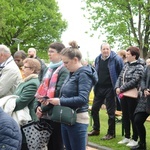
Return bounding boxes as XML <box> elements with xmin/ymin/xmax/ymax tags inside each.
<box><xmin>14</xmin><ymin>50</ymin><xmax>27</xmax><ymax>60</ymax></box>
<box><xmin>126</xmin><ymin>46</ymin><xmax>140</xmax><ymax>60</ymax></box>
<box><xmin>49</xmin><ymin>42</ymin><xmax>65</xmax><ymax>53</ymax></box>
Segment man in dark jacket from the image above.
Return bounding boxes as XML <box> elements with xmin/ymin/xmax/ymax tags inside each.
<box><xmin>88</xmin><ymin>43</ymin><xmax>124</xmax><ymax>140</ymax></box>
<box><xmin>0</xmin><ymin>107</ymin><xmax>22</xmax><ymax>150</ymax></box>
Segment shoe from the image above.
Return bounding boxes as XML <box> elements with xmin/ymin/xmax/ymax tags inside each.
<box><xmin>101</xmin><ymin>134</ymin><xmax>115</xmax><ymax>140</ymax></box>
<box><xmin>126</xmin><ymin>139</ymin><xmax>138</xmax><ymax>147</ymax></box>
<box><xmin>131</xmin><ymin>142</ymin><xmax>146</xmax><ymax>150</ymax></box>
<box><xmin>131</xmin><ymin>145</ymin><xmax>139</xmax><ymax>150</ymax></box>
<box><xmin>118</xmin><ymin>138</ymin><xmax>130</xmax><ymax>144</ymax></box>
<box><xmin>88</xmin><ymin>130</ymin><xmax>99</xmax><ymax>136</ymax></box>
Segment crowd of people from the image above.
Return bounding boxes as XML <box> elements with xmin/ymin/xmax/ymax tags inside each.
<box><xmin>0</xmin><ymin>42</ymin><xmax>150</xmax><ymax>150</ymax></box>
<box><xmin>88</xmin><ymin>45</ymin><xmax>150</xmax><ymax>150</ymax></box>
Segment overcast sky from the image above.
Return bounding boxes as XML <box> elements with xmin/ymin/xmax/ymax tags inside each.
<box><xmin>56</xmin><ymin>0</ymin><xmax>106</xmax><ymax>60</ymax></box>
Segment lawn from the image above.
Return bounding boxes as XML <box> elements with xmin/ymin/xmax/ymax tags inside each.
<box><xmin>88</xmin><ymin>109</ymin><xmax>150</xmax><ymax>150</ymax></box>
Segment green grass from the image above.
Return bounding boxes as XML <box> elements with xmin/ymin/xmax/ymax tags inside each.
<box><xmin>88</xmin><ymin>109</ymin><xmax>150</xmax><ymax>150</ymax></box>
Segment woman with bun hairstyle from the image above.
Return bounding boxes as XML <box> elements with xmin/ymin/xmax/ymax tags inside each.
<box><xmin>47</xmin><ymin>41</ymin><xmax>98</xmax><ymax>150</ymax></box>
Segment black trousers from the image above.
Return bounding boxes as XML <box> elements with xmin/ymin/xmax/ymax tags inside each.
<box><xmin>116</xmin><ymin>96</ymin><xmax>122</xmax><ymax>111</ymax></box>
<box><xmin>21</xmin><ymin>143</ymin><xmax>28</xmax><ymax>150</ymax></box>
<box><xmin>120</xmin><ymin>96</ymin><xmax>138</xmax><ymax>141</ymax></box>
<box><xmin>134</xmin><ymin>112</ymin><xmax>149</xmax><ymax>144</ymax></box>
<box><xmin>91</xmin><ymin>87</ymin><xmax>116</xmax><ymax>135</ymax></box>
<box><xmin>46</xmin><ymin>119</ymin><xmax>64</xmax><ymax>150</ymax></box>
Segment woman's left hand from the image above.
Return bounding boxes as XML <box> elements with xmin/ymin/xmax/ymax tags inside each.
<box><xmin>48</xmin><ymin>98</ymin><xmax>60</xmax><ymax>105</ymax></box>
<box><xmin>116</xmin><ymin>88</ymin><xmax>121</xmax><ymax>95</ymax></box>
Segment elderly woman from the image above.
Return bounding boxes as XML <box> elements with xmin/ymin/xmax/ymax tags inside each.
<box><xmin>0</xmin><ymin>58</ymin><xmax>41</xmax><ymax>150</ymax></box>
<box><xmin>13</xmin><ymin>58</ymin><xmax>41</xmax><ymax>150</ymax></box>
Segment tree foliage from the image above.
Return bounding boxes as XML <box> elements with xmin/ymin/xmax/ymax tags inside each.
<box><xmin>82</xmin><ymin>0</ymin><xmax>150</xmax><ymax>58</ymax></box>
<box><xmin>0</xmin><ymin>0</ymin><xmax>67</xmax><ymax>54</ymax></box>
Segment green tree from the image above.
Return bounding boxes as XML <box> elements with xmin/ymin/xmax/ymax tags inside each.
<box><xmin>82</xmin><ymin>0</ymin><xmax>150</xmax><ymax>58</ymax></box>
<box><xmin>0</xmin><ymin>0</ymin><xmax>67</xmax><ymax>55</ymax></box>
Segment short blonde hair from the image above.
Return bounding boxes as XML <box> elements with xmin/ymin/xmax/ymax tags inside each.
<box><xmin>23</xmin><ymin>58</ymin><xmax>41</xmax><ymax>74</ymax></box>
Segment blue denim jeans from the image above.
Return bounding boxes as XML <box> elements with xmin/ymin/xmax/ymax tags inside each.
<box><xmin>61</xmin><ymin>122</ymin><xmax>88</xmax><ymax>150</ymax></box>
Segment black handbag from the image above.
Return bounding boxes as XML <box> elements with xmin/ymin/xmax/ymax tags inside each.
<box><xmin>50</xmin><ymin>105</ymin><xmax>77</xmax><ymax>126</ymax></box>
<box><xmin>22</xmin><ymin>120</ymin><xmax>52</xmax><ymax>150</ymax></box>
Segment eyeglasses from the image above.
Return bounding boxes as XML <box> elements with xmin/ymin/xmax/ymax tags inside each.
<box><xmin>23</xmin><ymin>66</ymin><xmax>31</xmax><ymax>69</ymax></box>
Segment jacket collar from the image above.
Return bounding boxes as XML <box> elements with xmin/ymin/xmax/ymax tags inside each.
<box><xmin>23</xmin><ymin>74</ymin><xmax>38</xmax><ymax>82</ymax></box>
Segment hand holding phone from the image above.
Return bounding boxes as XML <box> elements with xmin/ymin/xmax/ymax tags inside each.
<box><xmin>42</xmin><ymin>96</ymin><xmax>49</xmax><ymax>100</ymax></box>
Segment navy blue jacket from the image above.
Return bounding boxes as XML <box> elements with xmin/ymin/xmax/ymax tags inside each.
<box><xmin>60</xmin><ymin>65</ymin><xmax>98</xmax><ymax>113</ymax></box>
<box><xmin>0</xmin><ymin>108</ymin><xmax>22</xmax><ymax>150</ymax></box>
<box><xmin>95</xmin><ymin>51</ymin><xmax>124</xmax><ymax>88</ymax></box>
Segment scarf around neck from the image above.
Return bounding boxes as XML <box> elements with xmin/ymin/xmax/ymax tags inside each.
<box><xmin>48</xmin><ymin>61</ymin><xmax>63</xmax><ymax>69</ymax></box>
<box><xmin>35</xmin><ymin>62</ymin><xmax>64</xmax><ymax>98</ymax></box>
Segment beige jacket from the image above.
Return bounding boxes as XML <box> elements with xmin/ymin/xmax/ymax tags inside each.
<box><xmin>0</xmin><ymin>57</ymin><xmax>22</xmax><ymax>98</ymax></box>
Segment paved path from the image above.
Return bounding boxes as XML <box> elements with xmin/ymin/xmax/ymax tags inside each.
<box><xmin>87</xmin><ymin>142</ymin><xmax>112</xmax><ymax>150</ymax></box>
<box><xmin>86</xmin><ymin>146</ymin><xmax>98</xmax><ymax>150</ymax></box>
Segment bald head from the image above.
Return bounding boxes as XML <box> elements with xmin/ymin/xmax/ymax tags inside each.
<box><xmin>28</xmin><ymin>48</ymin><xmax>37</xmax><ymax>58</ymax></box>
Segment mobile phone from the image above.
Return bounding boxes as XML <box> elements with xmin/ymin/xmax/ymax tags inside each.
<box><xmin>42</xmin><ymin>96</ymin><xmax>49</xmax><ymax>100</ymax></box>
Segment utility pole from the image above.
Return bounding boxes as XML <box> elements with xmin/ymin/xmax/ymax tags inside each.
<box><xmin>12</xmin><ymin>38</ymin><xmax>23</xmax><ymax>51</ymax></box>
